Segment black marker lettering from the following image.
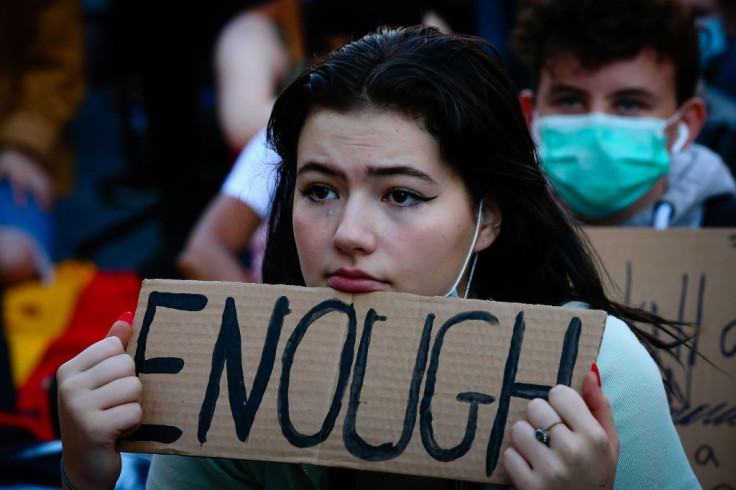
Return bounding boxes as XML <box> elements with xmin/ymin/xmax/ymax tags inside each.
<box><xmin>124</xmin><ymin>425</ymin><xmax>182</xmax><ymax>443</ymax></box>
<box><xmin>485</xmin><ymin>313</ymin><xmax>582</xmax><ymax>476</ymax></box>
<box><xmin>279</xmin><ymin>299</ymin><xmax>356</xmax><ymax>448</ymax></box>
<box><xmin>711</xmin><ymin>404</ymin><xmax>736</xmax><ymax>426</ymax></box>
<box><xmin>556</xmin><ymin>317</ymin><xmax>581</xmax><ymax>386</ymax></box>
<box><xmin>721</xmin><ymin>319</ymin><xmax>736</xmax><ymax>358</ymax></box>
<box><xmin>344</xmin><ymin>310</ymin><xmax>434</xmax><ymax>461</ymax></box>
<box><xmin>694</xmin><ymin>444</ymin><xmax>719</xmax><ymax>467</ymax></box>
<box><xmin>198</xmin><ymin>296</ymin><xmax>289</xmax><ymax>444</ymax></box>
<box><xmin>129</xmin><ymin>291</ymin><xmax>207</xmax><ymax>444</ymax></box>
<box><xmin>135</xmin><ymin>291</ymin><xmax>207</xmax><ymax>375</ymax></box>
<box><xmin>420</xmin><ymin>311</ymin><xmax>498</xmax><ymax>462</ymax></box>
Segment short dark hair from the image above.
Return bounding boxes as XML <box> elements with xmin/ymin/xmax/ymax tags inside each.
<box><xmin>512</xmin><ymin>0</ymin><xmax>700</xmax><ymax>105</ymax></box>
<box><xmin>261</xmin><ymin>25</ymin><xmax>687</xmax><ymax>364</ymax></box>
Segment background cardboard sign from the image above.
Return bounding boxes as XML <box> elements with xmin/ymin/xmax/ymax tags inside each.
<box><xmin>587</xmin><ymin>228</ymin><xmax>736</xmax><ymax>489</ymax></box>
<box><xmin>118</xmin><ymin>280</ymin><xmax>605</xmax><ymax>484</ymax></box>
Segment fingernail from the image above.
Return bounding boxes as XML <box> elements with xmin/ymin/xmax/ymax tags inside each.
<box><xmin>591</xmin><ymin>362</ymin><xmax>601</xmax><ymax>387</ymax></box>
<box><xmin>118</xmin><ymin>311</ymin><xmax>134</xmax><ymax>325</ymax></box>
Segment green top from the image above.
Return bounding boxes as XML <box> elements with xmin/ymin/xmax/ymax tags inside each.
<box><xmin>144</xmin><ymin>456</ymin><xmax>490</xmax><ymax>489</ymax></box>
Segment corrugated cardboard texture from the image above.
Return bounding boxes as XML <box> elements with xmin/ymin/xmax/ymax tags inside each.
<box><xmin>117</xmin><ymin>280</ymin><xmax>606</xmax><ymax>484</ymax></box>
<box><xmin>587</xmin><ymin>228</ymin><xmax>736</xmax><ymax>489</ymax></box>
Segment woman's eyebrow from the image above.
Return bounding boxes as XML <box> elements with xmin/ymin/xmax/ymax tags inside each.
<box><xmin>296</xmin><ymin>161</ymin><xmax>345</xmax><ymax>178</ymax></box>
<box><xmin>365</xmin><ymin>166</ymin><xmax>436</xmax><ymax>183</ymax></box>
<box><xmin>297</xmin><ymin>162</ymin><xmax>436</xmax><ymax>183</ymax></box>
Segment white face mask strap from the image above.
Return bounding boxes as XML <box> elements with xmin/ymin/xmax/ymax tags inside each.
<box><xmin>445</xmin><ymin>199</ymin><xmax>484</xmax><ymax>298</ymax></box>
<box><xmin>664</xmin><ymin>107</ymin><xmax>684</xmax><ymax>127</ymax></box>
<box><xmin>463</xmin><ymin>253</ymin><xmax>479</xmax><ymax>299</ymax></box>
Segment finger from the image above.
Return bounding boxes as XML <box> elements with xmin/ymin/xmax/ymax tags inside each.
<box><xmin>525</xmin><ymin>397</ymin><xmax>571</xmax><ymax>448</ymax></box>
<box><xmin>58</xmin><ymin>314</ymin><xmax>134</xmax><ymax>381</ymax></box>
<box><xmin>106</xmin><ymin>403</ymin><xmax>143</xmax><ymax>437</ymax></box>
<box><xmin>58</xmin><ymin>336</ymin><xmax>126</xmax><ymax>379</ymax></box>
<box><xmin>83</xmin><ymin>353</ymin><xmax>137</xmax><ymax>391</ymax></box>
<box><xmin>119</xmin><ymin>415</ymin><xmax>144</xmax><ymax>440</ymax></box>
<box><xmin>89</xmin><ymin>402</ymin><xmax>143</xmax><ymax>443</ymax></box>
<box><xmin>526</xmin><ymin>397</ymin><xmax>565</xmax><ymax>430</ymax></box>
<box><xmin>548</xmin><ymin>384</ymin><xmax>599</xmax><ymax>434</ymax></box>
<box><xmin>91</xmin><ymin>375</ymin><xmax>142</xmax><ymax>410</ymax></box>
<box><xmin>582</xmin><ymin>370</ymin><xmax>618</xmax><ymax>445</ymax></box>
<box><xmin>509</xmin><ymin>419</ymin><xmax>551</xmax><ymax>468</ymax></box>
<box><xmin>502</xmin><ymin>446</ymin><xmax>535</xmax><ymax>489</ymax></box>
<box><xmin>106</xmin><ymin>315</ymin><xmax>134</xmax><ymax>350</ymax></box>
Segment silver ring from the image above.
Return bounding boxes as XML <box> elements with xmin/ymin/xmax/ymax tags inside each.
<box><xmin>535</xmin><ymin>420</ymin><xmax>564</xmax><ymax>446</ymax></box>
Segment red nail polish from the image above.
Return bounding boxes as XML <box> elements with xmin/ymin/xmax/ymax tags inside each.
<box><xmin>118</xmin><ymin>311</ymin><xmax>134</xmax><ymax>325</ymax></box>
<box><xmin>591</xmin><ymin>362</ymin><xmax>601</xmax><ymax>387</ymax></box>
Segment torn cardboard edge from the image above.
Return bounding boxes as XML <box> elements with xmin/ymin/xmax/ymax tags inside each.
<box><xmin>118</xmin><ymin>279</ymin><xmax>606</xmax><ymax>484</ymax></box>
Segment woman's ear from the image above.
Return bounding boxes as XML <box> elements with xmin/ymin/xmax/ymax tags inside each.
<box><xmin>474</xmin><ymin>201</ymin><xmax>501</xmax><ymax>253</ymax></box>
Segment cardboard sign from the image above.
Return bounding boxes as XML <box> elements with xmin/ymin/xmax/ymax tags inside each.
<box><xmin>118</xmin><ymin>280</ymin><xmax>606</xmax><ymax>484</ymax></box>
<box><xmin>586</xmin><ymin>228</ymin><xmax>736</xmax><ymax>489</ymax></box>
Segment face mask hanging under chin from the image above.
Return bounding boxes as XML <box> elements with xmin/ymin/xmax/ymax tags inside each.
<box><xmin>444</xmin><ymin>201</ymin><xmax>483</xmax><ymax>298</ymax></box>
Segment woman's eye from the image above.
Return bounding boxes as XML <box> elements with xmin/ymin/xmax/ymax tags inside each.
<box><xmin>304</xmin><ymin>184</ymin><xmax>337</xmax><ymax>202</ymax></box>
<box><xmin>385</xmin><ymin>189</ymin><xmax>422</xmax><ymax>206</ymax></box>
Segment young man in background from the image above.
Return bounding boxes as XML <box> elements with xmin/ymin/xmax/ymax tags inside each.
<box><xmin>513</xmin><ymin>0</ymin><xmax>736</xmax><ymax>227</ymax></box>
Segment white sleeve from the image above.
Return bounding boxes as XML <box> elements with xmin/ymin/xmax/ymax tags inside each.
<box><xmin>221</xmin><ymin>128</ymin><xmax>280</xmax><ymax>221</ymax></box>
<box><xmin>597</xmin><ymin>316</ymin><xmax>701</xmax><ymax>489</ymax></box>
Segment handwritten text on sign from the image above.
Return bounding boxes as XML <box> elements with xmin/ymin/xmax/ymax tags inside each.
<box><xmin>118</xmin><ymin>280</ymin><xmax>605</xmax><ymax>484</ymax></box>
<box><xmin>586</xmin><ymin>228</ymin><xmax>736</xmax><ymax>490</ymax></box>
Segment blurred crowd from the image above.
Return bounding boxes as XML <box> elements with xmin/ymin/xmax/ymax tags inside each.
<box><xmin>1</xmin><ymin>0</ymin><xmax>735</xmax><ymax>487</ymax></box>
<box><xmin>1</xmin><ymin>0</ymin><xmax>735</xmax><ymax>290</ymax></box>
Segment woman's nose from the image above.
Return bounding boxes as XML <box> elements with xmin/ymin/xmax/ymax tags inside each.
<box><xmin>332</xmin><ymin>198</ymin><xmax>378</xmax><ymax>255</ymax></box>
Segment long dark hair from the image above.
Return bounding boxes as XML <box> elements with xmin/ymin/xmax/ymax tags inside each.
<box><xmin>261</xmin><ymin>25</ymin><xmax>686</xmax><ymax>365</ymax></box>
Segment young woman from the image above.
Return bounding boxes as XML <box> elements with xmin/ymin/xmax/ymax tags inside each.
<box><xmin>56</xmin><ymin>26</ymin><xmax>698</xmax><ymax>489</ymax></box>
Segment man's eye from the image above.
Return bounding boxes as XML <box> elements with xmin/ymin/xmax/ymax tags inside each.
<box><xmin>616</xmin><ymin>99</ymin><xmax>644</xmax><ymax>115</ymax></box>
<box><xmin>556</xmin><ymin>96</ymin><xmax>583</xmax><ymax>110</ymax></box>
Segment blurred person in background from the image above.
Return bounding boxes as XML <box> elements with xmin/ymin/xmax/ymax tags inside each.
<box><xmin>688</xmin><ymin>0</ymin><xmax>736</xmax><ymax>98</ymax></box>
<box><xmin>98</xmin><ymin>0</ymin><xmax>253</xmax><ymax>279</ymax></box>
<box><xmin>512</xmin><ymin>0</ymin><xmax>736</xmax><ymax>228</ymax></box>
<box><xmin>683</xmin><ymin>0</ymin><xmax>736</xmax><ymax>176</ymax></box>
<box><xmin>0</xmin><ymin>0</ymin><xmax>86</xmax><ymax>287</ymax></box>
<box><xmin>177</xmin><ymin>0</ymin><xmax>476</xmax><ymax>282</ymax></box>
<box><xmin>214</xmin><ymin>0</ymin><xmax>473</xmax><ymax>154</ymax></box>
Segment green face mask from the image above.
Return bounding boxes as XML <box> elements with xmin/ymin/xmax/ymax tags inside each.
<box><xmin>535</xmin><ymin>112</ymin><xmax>684</xmax><ymax>218</ymax></box>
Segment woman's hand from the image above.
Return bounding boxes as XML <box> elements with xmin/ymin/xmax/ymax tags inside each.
<box><xmin>503</xmin><ymin>369</ymin><xmax>619</xmax><ymax>489</ymax></box>
<box><xmin>56</xmin><ymin>313</ymin><xmax>142</xmax><ymax>489</ymax></box>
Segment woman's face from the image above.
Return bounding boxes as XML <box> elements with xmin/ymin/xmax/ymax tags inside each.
<box><xmin>293</xmin><ymin>107</ymin><xmax>498</xmax><ymax>296</ymax></box>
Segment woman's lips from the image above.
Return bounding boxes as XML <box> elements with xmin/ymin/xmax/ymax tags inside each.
<box><xmin>326</xmin><ymin>270</ymin><xmax>387</xmax><ymax>292</ymax></box>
